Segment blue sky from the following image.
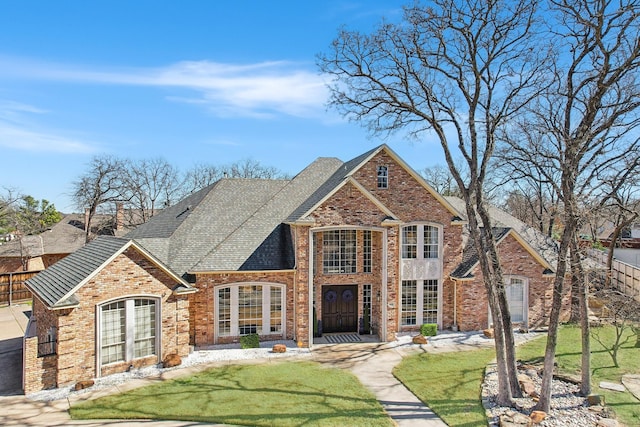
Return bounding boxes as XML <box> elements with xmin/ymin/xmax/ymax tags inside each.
<box><xmin>0</xmin><ymin>1</ymin><xmax>446</xmax><ymax>213</ymax></box>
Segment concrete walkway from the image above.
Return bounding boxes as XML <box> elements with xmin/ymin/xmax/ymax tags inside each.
<box><xmin>1</xmin><ymin>304</ymin><xmax>485</xmax><ymax>426</ymax></box>
<box><xmin>313</xmin><ymin>342</ymin><xmax>447</xmax><ymax>426</ymax></box>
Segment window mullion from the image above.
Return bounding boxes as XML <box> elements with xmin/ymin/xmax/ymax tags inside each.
<box><xmin>125</xmin><ymin>300</ymin><xmax>135</xmax><ymax>362</ymax></box>
<box><xmin>262</xmin><ymin>285</ymin><xmax>270</xmax><ymax>335</ymax></box>
<box><xmin>231</xmin><ymin>287</ymin><xmax>239</xmax><ymax>336</ymax></box>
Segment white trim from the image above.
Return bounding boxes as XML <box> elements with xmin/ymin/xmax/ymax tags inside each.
<box><xmin>58</xmin><ymin>240</ymin><xmax>192</xmax><ymax>308</ymax></box>
<box><xmin>95</xmin><ymin>295</ymin><xmax>161</xmax><ymax>377</ymax></box>
<box><xmin>399</xmin><ymin>223</ymin><xmax>444</xmax><ymax>329</ymax></box>
<box><xmin>213</xmin><ymin>282</ymin><xmax>287</xmax><ymax>342</ymax></box>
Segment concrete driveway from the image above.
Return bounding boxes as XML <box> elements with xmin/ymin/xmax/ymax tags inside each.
<box><xmin>0</xmin><ymin>304</ymin><xmax>30</xmax><ymax>396</ymax></box>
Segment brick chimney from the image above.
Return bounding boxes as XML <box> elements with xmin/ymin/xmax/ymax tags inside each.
<box><xmin>115</xmin><ymin>202</ymin><xmax>124</xmax><ymax>231</ymax></box>
<box><xmin>84</xmin><ymin>208</ymin><xmax>90</xmax><ymax>232</ymax></box>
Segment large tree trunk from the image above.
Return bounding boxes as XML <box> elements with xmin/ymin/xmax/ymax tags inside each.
<box><xmin>536</xmin><ymin>206</ymin><xmax>574</xmax><ymax>412</ymax></box>
<box><xmin>571</xmin><ymin>238</ymin><xmax>591</xmax><ymax>395</ymax></box>
<box><xmin>478</xmin><ymin>202</ymin><xmax>522</xmax><ymax>398</ymax></box>
<box><xmin>465</xmin><ymin>199</ymin><xmax>522</xmax><ymax>404</ymax></box>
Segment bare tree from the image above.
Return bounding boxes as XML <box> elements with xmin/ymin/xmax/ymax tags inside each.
<box><xmin>319</xmin><ymin>0</ymin><xmax>549</xmax><ymax>404</ymax></box>
<box><xmin>122</xmin><ymin>158</ymin><xmax>181</xmax><ymax>225</ymax></box>
<box><xmin>72</xmin><ymin>155</ymin><xmax>126</xmax><ymax>242</ymax></box>
<box><xmin>181</xmin><ymin>163</ymin><xmax>224</xmax><ymax>194</ymax></box>
<box><xmin>500</xmin><ymin>0</ymin><xmax>640</xmax><ymax>409</ymax></box>
<box><xmin>181</xmin><ymin>159</ymin><xmax>289</xmax><ymax>195</ymax></box>
<box><xmin>420</xmin><ymin>165</ymin><xmax>462</xmax><ymax>197</ymax></box>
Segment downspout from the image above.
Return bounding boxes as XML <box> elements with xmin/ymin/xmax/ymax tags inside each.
<box><xmin>452</xmin><ymin>278</ymin><xmax>458</xmax><ymax>331</ymax></box>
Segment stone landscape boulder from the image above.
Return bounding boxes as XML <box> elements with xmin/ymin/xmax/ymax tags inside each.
<box><xmin>163</xmin><ymin>353</ymin><xmax>182</xmax><ymax>368</ymax></box>
<box><xmin>272</xmin><ymin>344</ymin><xmax>287</xmax><ymax>353</ymax></box>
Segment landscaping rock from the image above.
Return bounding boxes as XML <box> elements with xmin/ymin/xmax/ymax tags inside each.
<box><xmin>272</xmin><ymin>344</ymin><xmax>287</xmax><ymax>353</ymax></box>
<box><xmin>162</xmin><ymin>353</ymin><xmax>182</xmax><ymax>368</ymax></box>
<box><xmin>499</xmin><ymin>410</ymin><xmax>530</xmax><ymax>426</ymax></box>
<box><xmin>529</xmin><ymin>410</ymin><xmax>546</xmax><ymax>424</ymax></box>
<box><xmin>596</xmin><ymin>417</ymin><xmax>619</xmax><ymax>427</ymax></box>
<box><xmin>599</xmin><ymin>381</ymin><xmax>626</xmax><ymax>392</ymax></box>
<box><xmin>587</xmin><ymin>394</ymin><xmax>604</xmax><ymax>406</ymax></box>
<box><xmin>484</xmin><ymin>328</ymin><xmax>495</xmax><ymax>338</ymax></box>
<box><xmin>517</xmin><ymin>374</ymin><xmax>537</xmax><ymax>397</ymax></box>
<box><xmin>412</xmin><ymin>335</ymin><xmax>428</xmax><ymax>345</ymax></box>
<box><xmin>74</xmin><ymin>380</ymin><xmax>94</xmax><ymax>391</ymax></box>
<box><xmin>621</xmin><ymin>374</ymin><xmax>640</xmax><ymax>401</ymax></box>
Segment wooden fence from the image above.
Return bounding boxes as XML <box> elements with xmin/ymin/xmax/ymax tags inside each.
<box><xmin>588</xmin><ymin>249</ymin><xmax>640</xmax><ymax>302</ymax></box>
<box><xmin>0</xmin><ymin>271</ymin><xmax>36</xmax><ymax>305</ymax></box>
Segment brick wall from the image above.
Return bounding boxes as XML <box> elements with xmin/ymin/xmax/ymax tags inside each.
<box><xmin>298</xmin><ymin>150</ymin><xmax>464</xmax><ymax>340</ymax></box>
<box><xmin>455</xmin><ymin>233</ymin><xmax>569</xmax><ymax>331</ymax></box>
<box><xmin>191</xmin><ymin>271</ymin><xmax>295</xmax><ymax>346</ymax></box>
<box><xmin>23</xmin><ymin>247</ymin><xmax>191</xmax><ymax>393</ymax></box>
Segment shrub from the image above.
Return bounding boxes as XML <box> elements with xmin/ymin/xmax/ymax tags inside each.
<box><xmin>420</xmin><ymin>323</ymin><xmax>437</xmax><ymax>337</ymax></box>
<box><xmin>240</xmin><ymin>333</ymin><xmax>260</xmax><ymax>349</ymax></box>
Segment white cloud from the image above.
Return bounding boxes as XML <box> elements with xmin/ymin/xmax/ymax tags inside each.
<box><xmin>0</xmin><ymin>100</ymin><xmax>97</xmax><ymax>153</ymax></box>
<box><xmin>0</xmin><ymin>56</ymin><xmax>329</xmax><ymax>119</ymax></box>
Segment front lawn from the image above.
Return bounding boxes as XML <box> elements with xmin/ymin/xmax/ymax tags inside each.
<box><xmin>394</xmin><ymin>347</ymin><xmax>495</xmax><ymax>425</ymax></box>
<box><xmin>71</xmin><ymin>360</ymin><xmax>393</xmax><ymax>427</ymax></box>
<box><xmin>394</xmin><ymin>325</ymin><xmax>640</xmax><ymax>426</ymax></box>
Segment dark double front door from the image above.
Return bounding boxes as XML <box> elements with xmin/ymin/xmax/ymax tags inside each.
<box><xmin>322</xmin><ymin>285</ymin><xmax>358</xmax><ymax>333</ymax></box>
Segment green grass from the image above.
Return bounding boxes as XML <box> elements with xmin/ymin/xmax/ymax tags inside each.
<box><xmin>71</xmin><ymin>361</ymin><xmax>393</xmax><ymax>427</ymax></box>
<box><xmin>395</xmin><ymin>325</ymin><xmax>640</xmax><ymax>427</ymax></box>
<box><xmin>394</xmin><ymin>348</ymin><xmax>495</xmax><ymax>426</ymax></box>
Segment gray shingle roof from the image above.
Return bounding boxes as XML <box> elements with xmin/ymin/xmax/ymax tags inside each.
<box><xmin>128</xmin><ymin>156</ymin><xmax>344</xmax><ymax>275</ymax></box>
<box><xmin>26</xmin><ymin>236</ymin><xmax>131</xmax><ymax>308</ymax></box>
<box><xmin>445</xmin><ymin>196</ymin><xmax>558</xmax><ymax>279</ymax></box>
<box><xmin>286</xmin><ymin>145</ymin><xmax>382</xmax><ymax>222</ymax></box>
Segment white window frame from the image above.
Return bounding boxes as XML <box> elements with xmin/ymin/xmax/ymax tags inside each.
<box><xmin>488</xmin><ymin>276</ymin><xmax>529</xmax><ymax>326</ymax></box>
<box><xmin>215</xmin><ymin>283</ymin><xmax>286</xmax><ymax>338</ymax></box>
<box><xmin>505</xmin><ymin>276</ymin><xmax>528</xmax><ymax>324</ymax></box>
<box><xmin>377</xmin><ymin>165</ymin><xmax>388</xmax><ymax>189</ymax></box>
<box><xmin>97</xmin><ymin>296</ymin><xmax>160</xmax><ymax>372</ymax></box>
<box><xmin>402</xmin><ymin>224</ymin><xmax>440</xmax><ymax>260</ymax></box>
<box><xmin>400</xmin><ymin>279</ymin><xmax>440</xmax><ymax>326</ymax></box>
<box><xmin>322</xmin><ymin>230</ymin><xmax>357</xmax><ymax>274</ymax></box>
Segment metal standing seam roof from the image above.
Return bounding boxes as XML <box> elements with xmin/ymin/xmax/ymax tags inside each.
<box><xmin>25</xmin><ymin>236</ymin><xmax>132</xmax><ymax>308</ymax></box>
<box><xmin>25</xmin><ymin>236</ymin><xmax>193</xmax><ymax>309</ymax></box>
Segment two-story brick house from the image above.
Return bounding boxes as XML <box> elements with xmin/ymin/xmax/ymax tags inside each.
<box><xmin>24</xmin><ymin>144</ymin><xmax>566</xmax><ymax>393</ymax></box>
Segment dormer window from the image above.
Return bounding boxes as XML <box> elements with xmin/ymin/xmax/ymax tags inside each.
<box><xmin>377</xmin><ymin>166</ymin><xmax>388</xmax><ymax>189</ymax></box>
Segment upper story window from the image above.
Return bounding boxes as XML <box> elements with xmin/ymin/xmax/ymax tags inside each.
<box><xmin>402</xmin><ymin>224</ymin><xmax>440</xmax><ymax>259</ymax></box>
<box><xmin>377</xmin><ymin>166</ymin><xmax>388</xmax><ymax>189</ymax></box>
<box><xmin>323</xmin><ymin>230</ymin><xmax>357</xmax><ymax>274</ymax></box>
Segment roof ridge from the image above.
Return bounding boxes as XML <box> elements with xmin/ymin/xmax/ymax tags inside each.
<box><xmin>188</xmin><ymin>180</ymin><xmax>290</xmax><ymax>269</ymax></box>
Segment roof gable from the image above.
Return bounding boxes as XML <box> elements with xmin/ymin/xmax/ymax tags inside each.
<box><xmin>25</xmin><ymin>236</ymin><xmax>191</xmax><ymax>309</ymax></box>
<box><xmin>288</xmin><ymin>144</ymin><xmax>463</xmax><ymax>223</ymax></box>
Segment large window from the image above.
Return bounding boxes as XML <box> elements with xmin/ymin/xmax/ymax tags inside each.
<box><xmin>401</xmin><ymin>280</ymin><xmax>439</xmax><ymax>326</ymax></box>
<box><xmin>322</xmin><ymin>230</ymin><xmax>357</xmax><ymax>274</ymax></box>
<box><xmin>100</xmin><ymin>298</ymin><xmax>157</xmax><ymax>366</ymax></box>
<box><xmin>402</xmin><ymin>224</ymin><xmax>440</xmax><ymax>259</ymax></box>
<box><xmin>217</xmin><ymin>284</ymin><xmax>285</xmax><ymax>337</ymax></box>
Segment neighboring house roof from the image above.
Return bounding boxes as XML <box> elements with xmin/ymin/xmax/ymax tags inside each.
<box><xmin>0</xmin><ymin>214</ymin><xmax>87</xmax><ymax>259</ymax></box>
<box><xmin>446</xmin><ymin>196</ymin><xmax>558</xmax><ymax>279</ymax></box>
<box><xmin>128</xmin><ymin>156</ymin><xmax>344</xmax><ymax>275</ymax></box>
<box><xmin>25</xmin><ymin>236</ymin><xmax>194</xmax><ymax>309</ymax></box>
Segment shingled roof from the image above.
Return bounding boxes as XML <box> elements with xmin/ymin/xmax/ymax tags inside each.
<box><xmin>25</xmin><ymin>236</ymin><xmax>193</xmax><ymax>309</ymax></box>
<box><xmin>127</xmin><ymin>156</ymin><xmax>344</xmax><ymax>275</ymax></box>
<box><xmin>445</xmin><ymin>196</ymin><xmax>557</xmax><ymax>279</ymax></box>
